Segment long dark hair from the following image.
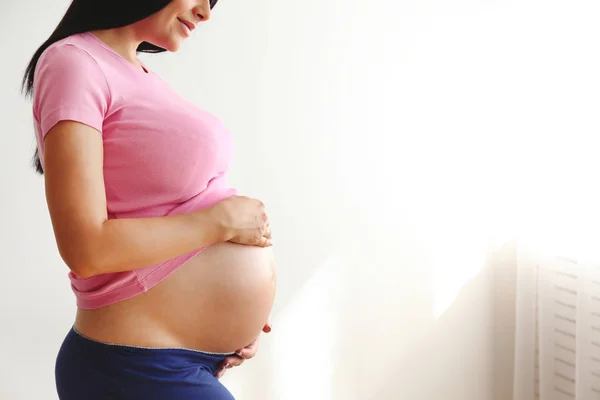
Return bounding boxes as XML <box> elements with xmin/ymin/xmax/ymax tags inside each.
<box><xmin>23</xmin><ymin>0</ymin><xmax>219</xmax><ymax>174</ymax></box>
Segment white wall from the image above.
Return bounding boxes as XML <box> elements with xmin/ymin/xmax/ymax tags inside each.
<box><xmin>0</xmin><ymin>0</ymin><xmax>560</xmax><ymax>398</ymax></box>
<box><xmin>491</xmin><ymin>241</ymin><xmax>518</xmax><ymax>400</ymax></box>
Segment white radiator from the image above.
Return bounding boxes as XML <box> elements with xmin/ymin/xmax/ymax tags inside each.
<box><xmin>514</xmin><ymin>247</ymin><xmax>600</xmax><ymax>400</ymax></box>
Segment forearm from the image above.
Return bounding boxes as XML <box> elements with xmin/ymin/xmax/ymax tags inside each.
<box><xmin>62</xmin><ymin>210</ymin><xmax>225</xmax><ymax>278</ymax></box>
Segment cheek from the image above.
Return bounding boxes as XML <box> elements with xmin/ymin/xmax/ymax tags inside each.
<box><xmin>140</xmin><ymin>7</ymin><xmax>186</xmax><ymax>51</ymax></box>
<box><xmin>148</xmin><ymin>19</ymin><xmax>182</xmax><ymax>51</ymax></box>
<box><xmin>172</xmin><ymin>0</ymin><xmax>195</xmax><ymax>11</ymax></box>
<box><xmin>165</xmin><ymin>22</ymin><xmax>184</xmax><ymax>51</ymax></box>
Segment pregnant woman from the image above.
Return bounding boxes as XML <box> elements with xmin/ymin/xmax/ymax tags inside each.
<box><xmin>22</xmin><ymin>0</ymin><xmax>276</xmax><ymax>398</ymax></box>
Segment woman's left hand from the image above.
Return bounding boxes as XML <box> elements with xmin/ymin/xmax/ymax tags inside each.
<box><xmin>216</xmin><ymin>322</ymin><xmax>272</xmax><ymax>379</ymax></box>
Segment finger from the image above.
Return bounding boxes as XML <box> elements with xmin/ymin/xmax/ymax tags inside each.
<box><xmin>223</xmin><ymin>355</ymin><xmax>245</xmax><ymax>368</ymax></box>
<box><xmin>260</xmin><ymin>209</ymin><xmax>268</xmax><ymax>224</ymax></box>
<box><xmin>257</xmin><ymin>236</ymin><xmax>272</xmax><ymax>247</ymax></box>
<box><xmin>216</xmin><ymin>365</ymin><xmax>230</xmax><ymax>379</ymax></box>
<box><xmin>237</xmin><ymin>339</ymin><xmax>260</xmax><ymax>359</ymax></box>
<box><xmin>263</xmin><ymin>226</ymin><xmax>272</xmax><ymax>240</ymax></box>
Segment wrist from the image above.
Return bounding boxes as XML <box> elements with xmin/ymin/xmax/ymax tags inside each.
<box><xmin>193</xmin><ymin>208</ymin><xmax>232</xmax><ymax>243</ymax></box>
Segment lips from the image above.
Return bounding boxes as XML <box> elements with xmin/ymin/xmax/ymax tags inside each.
<box><xmin>177</xmin><ymin>18</ymin><xmax>196</xmax><ymax>32</ymax></box>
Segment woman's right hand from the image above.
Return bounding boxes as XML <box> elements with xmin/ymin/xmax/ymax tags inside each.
<box><xmin>208</xmin><ymin>195</ymin><xmax>272</xmax><ymax>247</ymax></box>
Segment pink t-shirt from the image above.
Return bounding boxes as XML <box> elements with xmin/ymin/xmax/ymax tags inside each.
<box><xmin>33</xmin><ymin>32</ymin><xmax>237</xmax><ymax>309</ymax></box>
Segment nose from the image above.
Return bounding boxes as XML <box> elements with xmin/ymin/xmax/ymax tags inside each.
<box><xmin>192</xmin><ymin>1</ymin><xmax>212</xmax><ymax>22</ymax></box>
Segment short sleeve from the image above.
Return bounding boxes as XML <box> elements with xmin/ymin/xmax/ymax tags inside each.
<box><xmin>33</xmin><ymin>44</ymin><xmax>110</xmax><ymax>138</ymax></box>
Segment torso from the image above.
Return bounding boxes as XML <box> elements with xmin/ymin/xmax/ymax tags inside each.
<box><xmin>36</xmin><ymin>33</ymin><xmax>276</xmax><ymax>351</ymax></box>
<box><xmin>75</xmin><ymin>242</ymin><xmax>276</xmax><ymax>352</ymax></box>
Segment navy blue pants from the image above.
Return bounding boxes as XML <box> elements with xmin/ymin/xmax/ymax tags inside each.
<box><xmin>55</xmin><ymin>327</ymin><xmax>235</xmax><ymax>399</ymax></box>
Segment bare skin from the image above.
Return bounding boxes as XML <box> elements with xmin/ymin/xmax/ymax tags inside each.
<box><xmin>75</xmin><ymin>241</ymin><xmax>277</xmax><ymax>375</ymax></box>
<box><xmin>42</xmin><ymin>0</ymin><xmax>276</xmax><ymax>378</ymax></box>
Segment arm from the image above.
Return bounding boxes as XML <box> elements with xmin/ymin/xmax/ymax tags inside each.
<box><xmin>44</xmin><ymin>120</ymin><xmax>227</xmax><ymax>279</ymax></box>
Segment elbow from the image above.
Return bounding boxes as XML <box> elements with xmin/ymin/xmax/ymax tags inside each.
<box><xmin>69</xmin><ymin>263</ymin><xmax>97</xmax><ymax>279</ymax></box>
<box><xmin>60</xmin><ymin>247</ymin><xmax>100</xmax><ymax>279</ymax></box>
<box><xmin>64</xmin><ymin>257</ymin><xmax>98</xmax><ymax>279</ymax></box>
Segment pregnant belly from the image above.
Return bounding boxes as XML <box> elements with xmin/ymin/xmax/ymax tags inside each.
<box><xmin>75</xmin><ymin>242</ymin><xmax>277</xmax><ymax>353</ymax></box>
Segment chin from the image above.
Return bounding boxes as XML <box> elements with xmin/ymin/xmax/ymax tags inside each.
<box><xmin>151</xmin><ymin>36</ymin><xmax>183</xmax><ymax>52</ymax></box>
<box><xmin>167</xmin><ymin>42</ymin><xmax>182</xmax><ymax>52</ymax></box>
<box><xmin>163</xmin><ymin>40</ymin><xmax>183</xmax><ymax>52</ymax></box>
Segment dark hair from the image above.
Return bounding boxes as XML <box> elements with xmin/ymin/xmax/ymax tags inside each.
<box><xmin>22</xmin><ymin>0</ymin><xmax>219</xmax><ymax>174</ymax></box>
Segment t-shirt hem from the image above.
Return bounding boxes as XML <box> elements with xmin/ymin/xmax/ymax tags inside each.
<box><xmin>138</xmin><ymin>248</ymin><xmax>207</xmax><ymax>290</ymax></box>
<box><xmin>42</xmin><ymin>105</ymin><xmax>104</xmax><ymax>138</ymax></box>
<box><xmin>74</xmin><ymin>248</ymin><xmax>206</xmax><ymax>310</ymax></box>
<box><xmin>75</xmin><ymin>280</ymin><xmax>145</xmax><ymax>309</ymax></box>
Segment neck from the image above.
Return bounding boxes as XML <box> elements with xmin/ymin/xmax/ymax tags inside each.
<box><xmin>90</xmin><ymin>27</ymin><xmax>144</xmax><ymax>69</ymax></box>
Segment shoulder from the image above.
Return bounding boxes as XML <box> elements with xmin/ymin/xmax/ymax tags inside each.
<box><xmin>33</xmin><ymin>34</ymin><xmax>112</xmax><ymax>125</ymax></box>
<box><xmin>38</xmin><ymin>35</ymin><xmax>101</xmax><ymax>73</ymax></box>
<box><xmin>34</xmin><ymin>34</ymin><xmax>110</xmax><ymax>99</ymax></box>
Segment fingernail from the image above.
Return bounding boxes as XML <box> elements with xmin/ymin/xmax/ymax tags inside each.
<box><xmin>236</xmin><ymin>351</ymin><xmax>243</xmax><ymax>357</ymax></box>
<box><xmin>226</xmin><ymin>364</ymin><xmax>233</xmax><ymax>369</ymax></box>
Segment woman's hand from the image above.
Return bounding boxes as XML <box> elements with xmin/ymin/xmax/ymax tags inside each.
<box><xmin>216</xmin><ymin>322</ymin><xmax>272</xmax><ymax>379</ymax></box>
<box><xmin>208</xmin><ymin>196</ymin><xmax>272</xmax><ymax>247</ymax></box>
